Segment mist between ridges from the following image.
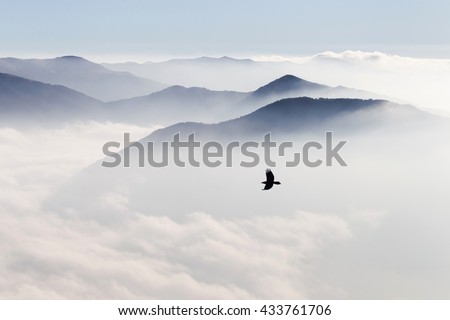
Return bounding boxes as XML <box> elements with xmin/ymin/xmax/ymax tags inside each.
<box><xmin>101</xmin><ymin>132</ymin><xmax>348</xmax><ymax>168</ymax></box>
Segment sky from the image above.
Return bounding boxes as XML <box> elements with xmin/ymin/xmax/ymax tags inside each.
<box><xmin>1</xmin><ymin>0</ymin><xmax>450</xmax><ymax>61</ymax></box>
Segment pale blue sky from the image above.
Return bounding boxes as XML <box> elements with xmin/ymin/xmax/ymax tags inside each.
<box><xmin>1</xmin><ymin>0</ymin><xmax>449</xmax><ymax>61</ymax></box>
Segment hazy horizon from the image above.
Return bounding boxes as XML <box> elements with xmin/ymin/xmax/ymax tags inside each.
<box><xmin>1</xmin><ymin>49</ymin><xmax>450</xmax><ymax>64</ymax></box>
<box><xmin>2</xmin><ymin>0</ymin><xmax>450</xmax><ymax>61</ymax></box>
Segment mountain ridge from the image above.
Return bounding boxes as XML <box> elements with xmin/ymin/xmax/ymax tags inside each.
<box><xmin>0</xmin><ymin>72</ymin><xmax>103</xmax><ymax>123</ymax></box>
<box><xmin>0</xmin><ymin>56</ymin><xmax>167</xmax><ymax>101</ymax></box>
<box><xmin>144</xmin><ymin>96</ymin><xmax>429</xmax><ymax>142</ymax></box>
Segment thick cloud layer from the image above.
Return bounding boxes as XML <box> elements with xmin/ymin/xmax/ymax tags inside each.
<box><xmin>0</xmin><ymin>209</ymin><xmax>352</xmax><ymax>299</ymax></box>
<box><xmin>1</xmin><ymin>118</ymin><xmax>449</xmax><ymax>299</ymax></box>
<box><xmin>0</xmin><ymin>122</ymin><xmax>350</xmax><ymax>299</ymax></box>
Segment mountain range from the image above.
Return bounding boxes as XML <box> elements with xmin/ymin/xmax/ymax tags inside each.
<box><xmin>101</xmin><ymin>55</ymin><xmax>401</xmax><ymax>103</ymax></box>
<box><xmin>26</xmin><ymin>55</ymin><xmax>444</xmax><ymax>221</ymax></box>
<box><xmin>0</xmin><ymin>56</ymin><xmax>166</xmax><ymax>101</ymax></box>
<box><xmin>106</xmin><ymin>74</ymin><xmax>391</xmax><ymax>126</ymax></box>
<box><xmin>102</xmin><ymin>56</ymin><xmax>271</xmax><ymax>92</ymax></box>
<box><xmin>0</xmin><ymin>72</ymin><xmax>102</xmax><ymax>123</ymax></box>
<box><xmin>144</xmin><ymin>96</ymin><xmax>431</xmax><ymax>143</ymax></box>
<box><xmin>0</xmin><ymin>69</ymin><xmax>393</xmax><ymax>126</ymax></box>
<box><xmin>47</xmin><ymin>94</ymin><xmax>442</xmax><ymax>221</ymax></box>
<box><xmin>106</xmin><ymin>85</ymin><xmax>248</xmax><ymax>125</ymax></box>
<box><xmin>104</xmin><ymin>56</ymin><xmax>366</xmax><ymax>94</ymax></box>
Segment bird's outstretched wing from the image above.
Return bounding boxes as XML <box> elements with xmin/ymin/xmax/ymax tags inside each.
<box><xmin>266</xmin><ymin>169</ymin><xmax>274</xmax><ymax>183</ymax></box>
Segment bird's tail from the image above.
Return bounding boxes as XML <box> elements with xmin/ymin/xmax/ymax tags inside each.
<box><xmin>274</xmin><ymin>181</ymin><xmax>281</xmax><ymax>185</ymax></box>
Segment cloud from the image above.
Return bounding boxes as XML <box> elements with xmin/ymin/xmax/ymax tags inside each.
<box><xmin>0</xmin><ymin>207</ymin><xmax>351</xmax><ymax>299</ymax></box>
<box><xmin>1</xmin><ymin>118</ymin><xmax>450</xmax><ymax>299</ymax></box>
<box><xmin>0</xmin><ymin>121</ymin><xmax>157</xmax><ymax>206</ymax></box>
<box><xmin>0</xmin><ymin>121</ymin><xmax>353</xmax><ymax>299</ymax></box>
<box><xmin>251</xmin><ymin>51</ymin><xmax>450</xmax><ymax>116</ymax></box>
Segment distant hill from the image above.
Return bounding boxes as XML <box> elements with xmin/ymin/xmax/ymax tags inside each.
<box><xmin>102</xmin><ymin>57</ymin><xmax>388</xmax><ymax>98</ymax></box>
<box><xmin>103</xmin><ymin>56</ymin><xmax>292</xmax><ymax>92</ymax></box>
<box><xmin>47</xmin><ymin>95</ymin><xmax>443</xmax><ymax>221</ymax></box>
<box><xmin>0</xmin><ymin>56</ymin><xmax>167</xmax><ymax>101</ymax></box>
<box><xmin>107</xmin><ymin>85</ymin><xmax>249</xmax><ymax>125</ymax></box>
<box><xmin>243</xmin><ymin>75</ymin><xmax>388</xmax><ymax>107</ymax></box>
<box><xmin>0</xmin><ymin>72</ymin><xmax>103</xmax><ymax>123</ymax></box>
<box><xmin>105</xmin><ymin>75</ymin><xmax>387</xmax><ymax>126</ymax></box>
<box><xmin>0</xmin><ymin>65</ymin><xmax>412</xmax><ymax>128</ymax></box>
<box><xmin>251</xmin><ymin>74</ymin><xmax>328</xmax><ymax>97</ymax></box>
<box><xmin>145</xmin><ymin>97</ymin><xmax>429</xmax><ymax>142</ymax></box>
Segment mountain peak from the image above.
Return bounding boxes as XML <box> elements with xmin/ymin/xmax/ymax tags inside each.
<box><xmin>58</xmin><ymin>55</ymin><xmax>85</xmax><ymax>60</ymax></box>
<box><xmin>265</xmin><ymin>74</ymin><xmax>309</xmax><ymax>86</ymax></box>
<box><xmin>55</xmin><ymin>56</ymin><xmax>94</xmax><ymax>65</ymax></box>
<box><xmin>277</xmin><ymin>74</ymin><xmax>300</xmax><ymax>80</ymax></box>
<box><xmin>252</xmin><ymin>74</ymin><xmax>327</xmax><ymax>98</ymax></box>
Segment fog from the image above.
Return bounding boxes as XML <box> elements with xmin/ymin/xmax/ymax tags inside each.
<box><xmin>0</xmin><ymin>57</ymin><xmax>166</xmax><ymax>102</ymax></box>
<box><xmin>1</xmin><ymin>109</ymin><xmax>449</xmax><ymax>298</ymax></box>
<box><xmin>0</xmin><ymin>121</ymin><xmax>349</xmax><ymax>298</ymax></box>
<box><xmin>104</xmin><ymin>51</ymin><xmax>450</xmax><ymax>115</ymax></box>
<box><xmin>286</xmin><ymin>51</ymin><xmax>450</xmax><ymax>117</ymax></box>
<box><xmin>1</xmin><ymin>50</ymin><xmax>449</xmax><ymax>299</ymax></box>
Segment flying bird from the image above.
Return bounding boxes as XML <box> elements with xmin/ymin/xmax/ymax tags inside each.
<box><xmin>262</xmin><ymin>168</ymin><xmax>281</xmax><ymax>190</ymax></box>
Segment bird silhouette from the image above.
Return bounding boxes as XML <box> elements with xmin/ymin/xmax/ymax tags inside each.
<box><xmin>262</xmin><ymin>168</ymin><xmax>281</xmax><ymax>190</ymax></box>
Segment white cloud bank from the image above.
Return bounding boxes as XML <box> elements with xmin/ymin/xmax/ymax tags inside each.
<box><xmin>1</xmin><ymin>118</ymin><xmax>450</xmax><ymax>299</ymax></box>
<box><xmin>0</xmin><ymin>122</ymin><xmax>352</xmax><ymax>299</ymax></box>
<box><xmin>0</xmin><ymin>209</ymin><xmax>352</xmax><ymax>299</ymax></box>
